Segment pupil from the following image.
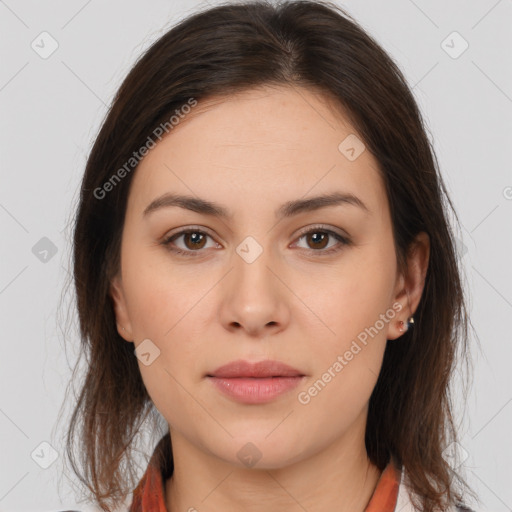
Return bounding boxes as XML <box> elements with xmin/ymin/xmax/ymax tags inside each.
<box><xmin>188</xmin><ymin>232</ymin><xmax>204</xmax><ymax>248</ymax></box>
<box><xmin>310</xmin><ymin>232</ymin><xmax>327</xmax><ymax>248</ymax></box>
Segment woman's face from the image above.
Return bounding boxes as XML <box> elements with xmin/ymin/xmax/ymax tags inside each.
<box><xmin>110</xmin><ymin>85</ymin><xmax>424</xmax><ymax>468</ymax></box>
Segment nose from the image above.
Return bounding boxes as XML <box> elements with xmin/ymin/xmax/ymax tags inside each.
<box><xmin>218</xmin><ymin>243</ymin><xmax>291</xmax><ymax>338</ymax></box>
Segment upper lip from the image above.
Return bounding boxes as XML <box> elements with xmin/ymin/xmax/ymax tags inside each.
<box><xmin>207</xmin><ymin>359</ymin><xmax>305</xmax><ymax>378</ymax></box>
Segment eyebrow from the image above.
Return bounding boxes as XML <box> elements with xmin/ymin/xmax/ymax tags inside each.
<box><xmin>143</xmin><ymin>191</ymin><xmax>370</xmax><ymax>219</ymax></box>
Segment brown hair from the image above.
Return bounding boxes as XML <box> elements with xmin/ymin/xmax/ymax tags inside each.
<box><xmin>59</xmin><ymin>1</ymin><xmax>477</xmax><ymax>510</ymax></box>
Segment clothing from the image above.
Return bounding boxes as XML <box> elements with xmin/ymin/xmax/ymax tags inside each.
<box><xmin>129</xmin><ymin>433</ymin><xmax>474</xmax><ymax>512</ymax></box>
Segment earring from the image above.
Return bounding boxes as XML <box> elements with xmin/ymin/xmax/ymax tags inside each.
<box><xmin>398</xmin><ymin>316</ymin><xmax>415</xmax><ymax>333</ymax></box>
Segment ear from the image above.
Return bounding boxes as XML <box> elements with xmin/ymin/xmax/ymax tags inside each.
<box><xmin>109</xmin><ymin>273</ymin><xmax>134</xmax><ymax>342</ymax></box>
<box><xmin>387</xmin><ymin>231</ymin><xmax>430</xmax><ymax>340</ymax></box>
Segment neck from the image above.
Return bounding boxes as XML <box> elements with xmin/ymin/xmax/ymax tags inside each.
<box><xmin>165</xmin><ymin>413</ymin><xmax>382</xmax><ymax>512</ymax></box>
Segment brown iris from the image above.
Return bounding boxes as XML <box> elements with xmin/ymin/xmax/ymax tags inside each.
<box><xmin>183</xmin><ymin>232</ymin><xmax>207</xmax><ymax>250</ymax></box>
<box><xmin>306</xmin><ymin>231</ymin><xmax>329</xmax><ymax>250</ymax></box>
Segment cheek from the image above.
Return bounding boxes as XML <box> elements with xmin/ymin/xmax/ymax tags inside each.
<box><xmin>121</xmin><ymin>244</ymin><xmax>200</xmax><ymax>338</ymax></box>
<box><xmin>296</xmin><ymin>257</ymin><xmax>394</xmax><ymax>422</ymax></box>
<box><xmin>294</xmin><ymin>248</ymin><xmax>396</xmax><ymax>410</ymax></box>
<box><xmin>121</xmin><ymin>246</ymin><xmax>211</xmax><ymax>378</ymax></box>
<box><xmin>302</xmin><ymin>248</ymin><xmax>396</xmax><ymax>342</ymax></box>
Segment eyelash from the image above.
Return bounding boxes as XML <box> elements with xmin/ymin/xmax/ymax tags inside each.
<box><xmin>161</xmin><ymin>225</ymin><xmax>351</xmax><ymax>258</ymax></box>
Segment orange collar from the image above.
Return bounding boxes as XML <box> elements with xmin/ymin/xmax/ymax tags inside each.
<box><xmin>129</xmin><ymin>435</ymin><xmax>401</xmax><ymax>512</ymax></box>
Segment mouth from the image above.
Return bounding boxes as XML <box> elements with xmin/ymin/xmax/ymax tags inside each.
<box><xmin>207</xmin><ymin>359</ymin><xmax>305</xmax><ymax>379</ymax></box>
<box><xmin>206</xmin><ymin>359</ymin><xmax>306</xmax><ymax>404</ymax></box>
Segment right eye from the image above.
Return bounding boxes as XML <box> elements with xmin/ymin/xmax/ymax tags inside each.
<box><xmin>161</xmin><ymin>228</ymin><xmax>221</xmax><ymax>256</ymax></box>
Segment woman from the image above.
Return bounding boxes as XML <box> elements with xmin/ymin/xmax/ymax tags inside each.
<box><xmin>64</xmin><ymin>1</ymin><xmax>477</xmax><ymax>511</ymax></box>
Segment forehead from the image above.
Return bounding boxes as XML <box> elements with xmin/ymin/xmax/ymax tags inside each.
<box><xmin>128</xmin><ymin>85</ymin><xmax>386</xmax><ymax>219</ymax></box>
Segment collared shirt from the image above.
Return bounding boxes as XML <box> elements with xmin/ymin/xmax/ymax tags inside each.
<box><xmin>129</xmin><ymin>433</ymin><xmax>401</xmax><ymax>512</ymax></box>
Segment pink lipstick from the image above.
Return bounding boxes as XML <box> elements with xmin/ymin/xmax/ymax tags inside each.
<box><xmin>207</xmin><ymin>359</ymin><xmax>305</xmax><ymax>404</ymax></box>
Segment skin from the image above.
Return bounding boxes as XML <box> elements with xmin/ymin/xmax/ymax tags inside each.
<box><xmin>110</xmin><ymin>85</ymin><xmax>430</xmax><ymax>512</ymax></box>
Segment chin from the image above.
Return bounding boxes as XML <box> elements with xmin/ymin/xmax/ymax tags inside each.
<box><xmin>209</xmin><ymin>431</ymin><xmax>308</xmax><ymax>470</ymax></box>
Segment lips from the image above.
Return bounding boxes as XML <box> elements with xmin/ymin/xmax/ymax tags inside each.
<box><xmin>207</xmin><ymin>359</ymin><xmax>304</xmax><ymax>378</ymax></box>
<box><xmin>206</xmin><ymin>359</ymin><xmax>306</xmax><ymax>404</ymax></box>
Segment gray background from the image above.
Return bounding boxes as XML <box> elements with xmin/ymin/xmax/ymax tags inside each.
<box><xmin>1</xmin><ymin>0</ymin><xmax>511</xmax><ymax>511</ymax></box>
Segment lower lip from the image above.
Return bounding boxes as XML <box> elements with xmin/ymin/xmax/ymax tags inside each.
<box><xmin>208</xmin><ymin>376</ymin><xmax>304</xmax><ymax>404</ymax></box>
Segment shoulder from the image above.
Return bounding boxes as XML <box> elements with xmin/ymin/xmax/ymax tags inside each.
<box><xmin>396</xmin><ymin>465</ymin><xmax>476</xmax><ymax>512</ymax></box>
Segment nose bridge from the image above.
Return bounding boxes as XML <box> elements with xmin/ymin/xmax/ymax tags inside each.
<box><xmin>219</xmin><ymin>233</ymin><xmax>290</xmax><ymax>335</ymax></box>
<box><xmin>231</xmin><ymin>233</ymin><xmax>278</xmax><ymax>299</ymax></box>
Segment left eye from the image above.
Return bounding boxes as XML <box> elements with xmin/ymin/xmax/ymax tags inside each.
<box><xmin>162</xmin><ymin>226</ymin><xmax>350</xmax><ymax>256</ymax></box>
<box><xmin>294</xmin><ymin>228</ymin><xmax>349</xmax><ymax>253</ymax></box>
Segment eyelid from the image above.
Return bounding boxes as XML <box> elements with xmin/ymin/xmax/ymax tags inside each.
<box><xmin>293</xmin><ymin>223</ymin><xmax>347</xmax><ymax>241</ymax></box>
<box><xmin>164</xmin><ymin>224</ymin><xmax>217</xmax><ymax>240</ymax></box>
<box><xmin>161</xmin><ymin>223</ymin><xmax>351</xmax><ymax>256</ymax></box>
<box><xmin>163</xmin><ymin>223</ymin><xmax>347</xmax><ymax>242</ymax></box>
<box><xmin>290</xmin><ymin>224</ymin><xmax>351</xmax><ymax>254</ymax></box>
<box><xmin>161</xmin><ymin>225</ymin><xmax>221</xmax><ymax>253</ymax></box>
